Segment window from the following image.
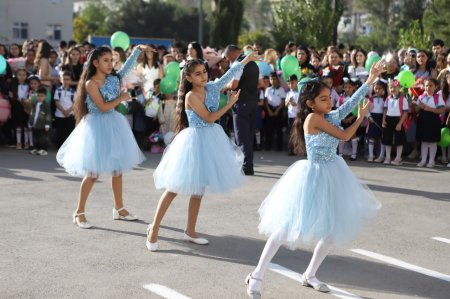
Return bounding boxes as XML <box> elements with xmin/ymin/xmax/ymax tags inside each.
<box><xmin>46</xmin><ymin>24</ymin><xmax>62</xmax><ymax>40</ymax></box>
<box><xmin>12</xmin><ymin>22</ymin><xmax>28</xmax><ymax>39</ymax></box>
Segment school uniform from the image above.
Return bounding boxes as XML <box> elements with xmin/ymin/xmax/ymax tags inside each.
<box><xmin>416</xmin><ymin>93</ymin><xmax>445</xmax><ymax>142</ymax></box>
<box><xmin>29</xmin><ymin>101</ymin><xmax>52</xmax><ymax>151</ymax></box>
<box><xmin>382</xmin><ymin>95</ymin><xmax>409</xmax><ymax>146</ymax></box>
<box><xmin>54</xmin><ymin>86</ymin><xmax>76</xmax><ymax>148</ymax></box>
<box><xmin>264</xmin><ymin>86</ymin><xmax>286</xmax><ymax>150</ymax></box>
<box><xmin>366</xmin><ymin>96</ymin><xmax>385</xmax><ymax>139</ymax></box>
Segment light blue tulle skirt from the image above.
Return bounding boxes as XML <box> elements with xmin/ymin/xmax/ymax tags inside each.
<box><xmin>153</xmin><ymin>124</ymin><xmax>245</xmax><ymax>196</ymax></box>
<box><xmin>56</xmin><ymin>111</ymin><xmax>146</xmax><ymax>177</ymax></box>
<box><xmin>258</xmin><ymin>156</ymin><xmax>381</xmax><ymax>249</ymax></box>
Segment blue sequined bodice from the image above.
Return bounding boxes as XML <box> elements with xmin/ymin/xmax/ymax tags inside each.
<box><xmin>305</xmin><ymin>84</ymin><xmax>369</xmax><ymax>163</ymax></box>
<box><xmin>186</xmin><ymin>62</ymin><xmax>244</xmax><ymax>128</ymax></box>
<box><xmin>86</xmin><ymin>48</ymin><xmax>141</xmax><ymax>114</ymax></box>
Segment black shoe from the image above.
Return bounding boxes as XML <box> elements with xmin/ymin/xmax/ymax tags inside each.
<box><xmin>243</xmin><ymin>169</ymin><xmax>254</xmax><ymax>176</ymax></box>
<box><xmin>254</xmin><ymin>144</ymin><xmax>261</xmax><ymax>151</ymax></box>
<box><xmin>349</xmin><ymin>156</ymin><xmax>357</xmax><ymax>161</ymax></box>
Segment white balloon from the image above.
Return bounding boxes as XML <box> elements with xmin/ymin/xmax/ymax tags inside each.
<box><xmin>164</xmin><ymin>131</ymin><xmax>174</xmax><ymax>145</ymax></box>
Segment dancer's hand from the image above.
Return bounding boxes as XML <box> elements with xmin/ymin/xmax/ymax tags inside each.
<box><xmin>357</xmin><ymin>100</ymin><xmax>370</xmax><ymax>118</ymax></box>
<box><xmin>366</xmin><ymin>59</ymin><xmax>386</xmax><ymax>85</ymax></box>
<box><xmin>229</xmin><ymin>89</ymin><xmax>241</xmax><ymax>105</ymax></box>
<box><xmin>242</xmin><ymin>52</ymin><xmax>261</xmax><ymax>65</ymax></box>
<box><xmin>119</xmin><ymin>88</ymin><xmax>133</xmax><ymax>101</ymax></box>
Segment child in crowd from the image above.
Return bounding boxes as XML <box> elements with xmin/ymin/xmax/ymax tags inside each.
<box><xmin>413</xmin><ymin>78</ymin><xmax>445</xmax><ymax>167</ymax></box>
<box><xmin>144</xmin><ymin>78</ymin><xmax>161</xmax><ymax>150</ymax></box>
<box><xmin>158</xmin><ymin>92</ymin><xmax>177</xmax><ymax>137</ymax></box>
<box><xmin>285</xmin><ymin>74</ymin><xmax>299</xmax><ymax>155</ymax></box>
<box><xmin>9</xmin><ymin>69</ymin><xmax>30</xmax><ymax>149</ymax></box>
<box><xmin>255</xmin><ymin>76</ymin><xmax>270</xmax><ymax>151</ymax></box>
<box><xmin>337</xmin><ymin>78</ymin><xmax>360</xmax><ymax>160</ymax></box>
<box><xmin>264</xmin><ymin>72</ymin><xmax>286</xmax><ymax>151</ymax></box>
<box><xmin>368</xmin><ymin>79</ymin><xmax>387</xmax><ymax>162</ymax></box>
<box><xmin>382</xmin><ymin>79</ymin><xmax>409</xmax><ymax>165</ymax></box>
<box><xmin>54</xmin><ymin>71</ymin><xmax>76</xmax><ymax>148</ymax></box>
<box><xmin>29</xmin><ymin>87</ymin><xmax>51</xmax><ymax>155</ymax></box>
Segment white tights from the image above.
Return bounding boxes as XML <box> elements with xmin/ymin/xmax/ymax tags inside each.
<box><xmin>249</xmin><ymin>230</ymin><xmax>334</xmax><ymax>291</ymax></box>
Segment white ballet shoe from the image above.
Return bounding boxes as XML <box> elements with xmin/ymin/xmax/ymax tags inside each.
<box><xmin>300</xmin><ymin>274</ymin><xmax>330</xmax><ymax>293</ymax></box>
<box><xmin>183</xmin><ymin>231</ymin><xmax>209</xmax><ymax>245</ymax></box>
<box><xmin>146</xmin><ymin>224</ymin><xmax>158</xmax><ymax>252</ymax></box>
<box><xmin>245</xmin><ymin>273</ymin><xmax>262</xmax><ymax>299</ymax></box>
<box><xmin>112</xmin><ymin>207</ymin><xmax>138</xmax><ymax>221</ymax></box>
<box><xmin>72</xmin><ymin>212</ymin><xmax>92</xmax><ymax>229</ymax></box>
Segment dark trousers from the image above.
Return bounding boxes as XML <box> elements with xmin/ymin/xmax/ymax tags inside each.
<box><xmin>33</xmin><ymin>129</ymin><xmax>48</xmax><ymax>150</ymax></box>
<box><xmin>264</xmin><ymin>105</ymin><xmax>284</xmax><ymax>150</ymax></box>
<box><xmin>55</xmin><ymin>116</ymin><xmax>75</xmax><ymax>148</ymax></box>
<box><xmin>233</xmin><ymin>102</ymin><xmax>256</xmax><ymax>172</ymax></box>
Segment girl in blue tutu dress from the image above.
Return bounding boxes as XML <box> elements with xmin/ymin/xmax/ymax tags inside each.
<box><xmin>245</xmin><ymin>61</ymin><xmax>385</xmax><ymax>298</ymax></box>
<box><xmin>146</xmin><ymin>54</ymin><xmax>259</xmax><ymax>251</ymax></box>
<box><xmin>57</xmin><ymin>45</ymin><xmax>147</xmax><ymax>229</ymax></box>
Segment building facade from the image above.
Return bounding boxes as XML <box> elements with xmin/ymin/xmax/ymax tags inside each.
<box><xmin>0</xmin><ymin>0</ymin><xmax>73</xmax><ymax>47</ymax></box>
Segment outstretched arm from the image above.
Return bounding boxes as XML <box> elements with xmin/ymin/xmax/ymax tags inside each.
<box><xmin>118</xmin><ymin>45</ymin><xmax>147</xmax><ymax>78</ymax></box>
<box><xmin>213</xmin><ymin>53</ymin><xmax>259</xmax><ymax>91</ymax></box>
<box><xmin>337</xmin><ymin>60</ymin><xmax>385</xmax><ymax>120</ymax></box>
<box><xmin>187</xmin><ymin>90</ymin><xmax>241</xmax><ymax>124</ymax></box>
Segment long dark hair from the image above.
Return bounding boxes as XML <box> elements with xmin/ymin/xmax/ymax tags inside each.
<box><xmin>289</xmin><ymin>80</ymin><xmax>330</xmax><ymax>155</ymax></box>
<box><xmin>442</xmin><ymin>71</ymin><xmax>450</xmax><ymax>101</ymax></box>
<box><xmin>174</xmin><ymin>59</ymin><xmax>204</xmax><ymax>134</ymax></box>
<box><xmin>142</xmin><ymin>44</ymin><xmax>159</xmax><ymax>69</ymax></box>
<box><xmin>34</xmin><ymin>40</ymin><xmax>52</xmax><ymax>71</ymax></box>
<box><xmin>188</xmin><ymin>41</ymin><xmax>204</xmax><ymax>60</ymax></box>
<box><xmin>74</xmin><ymin>46</ymin><xmax>112</xmax><ymax>124</ymax></box>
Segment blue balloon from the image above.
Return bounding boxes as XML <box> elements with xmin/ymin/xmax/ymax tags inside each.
<box><xmin>257</xmin><ymin>61</ymin><xmax>272</xmax><ymax>76</ymax></box>
<box><xmin>0</xmin><ymin>55</ymin><xmax>6</xmax><ymax>74</ymax></box>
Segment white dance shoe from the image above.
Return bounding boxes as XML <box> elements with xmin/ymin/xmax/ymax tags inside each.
<box><xmin>72</xmin><ymin>212</ymin><xmax>92</xmax><ymax>229</ymax></box>
<box><xmin>300</xmin><ymin>274</ymin><xmax>330</xmax><ymax>293</ymax></box>
<box><xmin>112</xmin><ymin>207</ymin><xmax>138</xmax><ymax>221</ymax></box>
<box><xmin>245</xmin><ymin>273</ymin><xmax>262</xmax><ymax>299</ymax></box>
<box><xmin>183</xmin><ymin>232</ymin><xmax>209</xmax><ymax>245</ymax></box>
<box><xmin>146</xmin><ymin>224</ymin><xmax>158</xmax><ymax>252</ymax></box>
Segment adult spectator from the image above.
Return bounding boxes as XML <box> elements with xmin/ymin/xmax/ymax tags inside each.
<box><xmin>223</xmin><ymin>44</ymin><xmax>259</xmax><ymax>175</ymax></box>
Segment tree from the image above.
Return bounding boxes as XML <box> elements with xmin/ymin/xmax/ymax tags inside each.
<box><xmin>423</xmin><ymin>0</ymin><xmax>450</xmax><ymax>43</ymax></box>
<box><xmin>398</xmin><ymin>20</ymin><xmax>431</xmax><ymax>50</ymax></box>
<box><xmin>272</xmin><ymin>0</ymin><xmax>345</xmax><ymax>51</ymax></box>
<box><xmin>72</xmin><ymin>1</ymin><xmax>111</xmax><ymax>42</ymax></box>
<box><xmin>209</xmin><ymin>0</ymin><xmax>244</xmax><ymax>47</ymax></box>
<box><xmin>238</xmin><ymin>30</ymin><xmax>273</xmax><ymax>50</ymax></box>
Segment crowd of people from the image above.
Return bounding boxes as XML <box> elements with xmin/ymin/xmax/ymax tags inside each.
<box><xmin>0</xmin><ymin>38</ymin><xmax>449</xmax><ymax>167</ymax></box>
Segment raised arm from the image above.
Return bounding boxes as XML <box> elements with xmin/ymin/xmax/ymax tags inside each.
<box><xmin>118</xmin><ymin>47</ymin><xmax>142</xmax><ymax>79</ymax></box>
<box><xmin>337</xmin><ymin>59</ymin><xmax>385</xmax><ymax>120</ymax></box>
<box><xmin>211</xmin><ymin>62</ymin><xmax>244</xmax><ymax>91</ymax></box>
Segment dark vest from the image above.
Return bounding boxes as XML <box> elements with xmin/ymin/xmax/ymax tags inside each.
<box><xmin>236</xmin><ymin>54</ymin><xmax>259</xmax><ymax>103</ymax></box>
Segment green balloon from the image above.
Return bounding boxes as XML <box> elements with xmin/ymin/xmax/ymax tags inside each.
<box><xmin>352</xmin><ymin>99</ymin><xmax>364</xmax><ymax>116</ymax></box>
<box><xmin>397</xmin><ymin>70</ymin><xmax>415</xmax><ymax>88</ymax></box>
<box><xmin>218</xmin><ymin>94</ymin><xmax>227</xmax><ymax>109</ymax></box>
<box><xmin>438</xmin><ymin>127</ymin><xmax>450</xmax><ymax>147</ymax></box>
<box><xmin>293</xmin><ymin>69</ymin><xmax>302</xmax><ymax>81</ymax></box>
<box><xmin>280</xmin><ymin>55</ymin><xmax>299</xmax><ymax>77</ymax></box>
<box><xmin>160</xmin><ymin>77</ymin><xmax>178</xmax><ymax>94</ymax></box>
<box><xmin>110</xmin><ymin>31</ymin><xmax>130</xmax><ymax>51</ymax></box>
<box><xmin>165</xmin><ymin>61</ymin><xmax>180</xmax><ymax>80</ymax></box>
<box><xmin>365</xmin><ymin>54</ymin><xmax>381</xmax><ymax>71</ymax></box>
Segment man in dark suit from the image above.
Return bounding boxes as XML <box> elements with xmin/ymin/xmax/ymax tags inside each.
<box><xmin>223</xmin><ymin>45</ymin><xmax>259</xmax><ymax>175</ymax></box>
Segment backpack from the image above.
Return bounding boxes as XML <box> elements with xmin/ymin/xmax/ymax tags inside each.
<box><xmin>397</xmin><ymin>95</ymin><xmax>410</xmax><ymax>131</ymax></box>
<box><xmin>418</xmin><ymin>93</ymin><xmax>445</xmax><ymax>124</ymax></box>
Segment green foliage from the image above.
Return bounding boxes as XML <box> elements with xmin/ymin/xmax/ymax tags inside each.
<box><xmin>73</xmin><ymin>0</ymin><xmax>207</xmax><ymax>44</ymax></box>
<box><xmin>209</xmin><ymin>0</ymin><xmax>244</xmax><ymax>47</ymax></box>
<box><xmin>423</xmin><ymin>0</ymin><xmax>450</xmax><ymax>42</ymax></box>
<box><xmin>398</xmin><ymin>20</ymin><xmax>431</xmax><ymax>50</ymax></box>
<box><xmin>272</xmin><ymin>0</ymin><xmax>344</xmax><ymax>50</ymax></box>
<box><xmin>238</xmin><ymin>30</ymin><xmax>273</xmax><ymax>50</ymax></box>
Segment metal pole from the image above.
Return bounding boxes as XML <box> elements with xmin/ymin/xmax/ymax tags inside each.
<box><xmin>198</xmin><ymin>0</ymin><xmax>203</xmax><ymax>45</ymax></box>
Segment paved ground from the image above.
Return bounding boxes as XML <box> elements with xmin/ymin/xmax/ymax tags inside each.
<box><xmin>1</xmin><ymin>147</ymin><xmax>449</xmax><ymax>299</ymax></box>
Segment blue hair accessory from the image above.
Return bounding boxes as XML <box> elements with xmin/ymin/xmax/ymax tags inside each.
<box><xmin>297</xmin><ymin>76</ymin><xmax>319</xmax><ymax>92</ymax></box>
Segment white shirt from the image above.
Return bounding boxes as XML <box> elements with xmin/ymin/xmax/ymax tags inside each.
<box><xmin>18</xmin><ymin>84</ymin><xmax>29</xmax><ymax>100</ymax></box>
<box><xmin>285</xmin><ymin>89</ymin><xmax>299</xmax><ymax>118</ymax></box>
<box><xmin>370</xmin><ymin>96</ymin><xmax>385</xmax><ymax>114</ymax></box>
<box><xmin>385</xmin><ymin>95</ymin><xmax>409</xmax><ymax>116</ymax></box>
<box><xmin>418</xmin><ymin>94</ymin><xmax>445</xmax><ymax>108</ymax></box>
<box><xmin>145</xmin><ymin>95</ymin><xmax>160</xmax><ymax>118</ymax></box>
<box><xmin>265</xmin><ymin>86</ymin><xmax>286</xmax><ymax>107</ymax></box>
<box><xmin>33</xmin><ymin>102</ymin><xmax>42</xmax><ymax>126</ymax></box>
<box><xmin>54</xmin><ymin>87</ymin><xmax>75</xmax><ymax>118</ymax></box>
